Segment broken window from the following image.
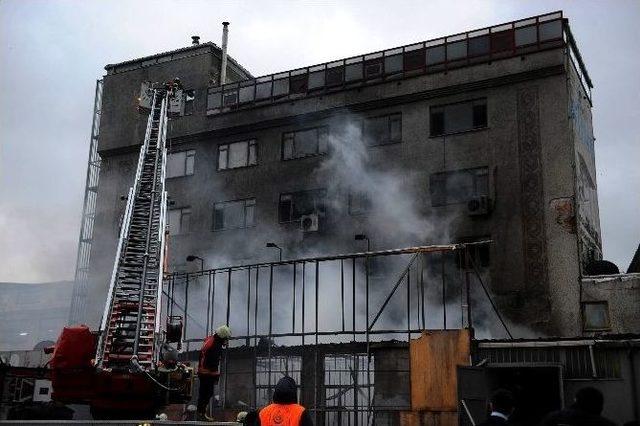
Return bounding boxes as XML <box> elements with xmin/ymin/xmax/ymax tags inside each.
<box><xmin>213</xmin><ymin>198</ymin><xmax>255</xmax><ymax>231</ymax></box>
<box><xmin>582</xmin><ymin>302</ymin><xmax>610</xmax><ymax>331</ymax></box>
<box><xmin>430</xmin><ymin>167</ymin><xmax>489</xmax><ymax>206</ymax></box>
<box><xmin>324</xmin><ymin>354</ymin><xmax>373</xmax><ymax>425</ymax></box>
<box><xmin>218</xmin><ymin>140</ymin><xmax>257</xmax><ymax>170</ymax></box>
<box><xmin>403</xmin><ymin>47</ymin><xmax>426</xmax><ymax>71</ymax></box>
<box><xmin>289</xmin><ymin>73</ymin><xmax>308</xmax><ymax>94</ymax></box>
<box><xmin>282</xmin><ymin>127</ymin><xmax>328</xmax><ymax>160</ymax></box>
<box><xmin>364</xmin><ymin>58</ymin><xmax>383</xmax><ymax>78</ymax></box>
<box><xmin>279</xmin><ymin>189</ymin><xmax>326</xmax><ymax>223</ymax></box>
<box><xmin>166</xmin><ymin>150</ymin><xmax>195</xmax><ymax>178</ymax></box>
<box><xmin>183</xmin><ymin>90</ymin><xmax>195</xmax><ymax>115</ymax></box>
<box><xmin>348</xmin><ymin>191</ymin><xmax>372</xmax><ymax>216</ymax></box>
<box><xmin>455</xmin><ymin>239</ymin><xmax>491</xmax><ymax>269</ymax></box>
<box><xmin>429</xmin><ymin>98</ymin><xmax>487</xmax><ymax>136</ymax></box>
<box><xmin>363</xmin><ymin>113</ymin><xmax>402</xmax><ymax>146</ymax></box>
<box><xmin>255</xmin><ymin>356</ymin><xmax>302</xmax><ymax>407</ymax></box>
<box><xmin>168</xmin><ymin>207</ymin><xmax>191</xmax><ymax>236</ymax></box>
<box><xmin>326</xmin><ymin>65</ymin><xmax>344</xmax><ymax>87</ymax></box>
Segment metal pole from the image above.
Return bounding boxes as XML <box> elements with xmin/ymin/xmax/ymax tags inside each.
<box><xmin>292</xmin><ymin>262</ymin><xmax>297</xmax><ymax>333</ymax></box>
<box><xmin>206</xmin><ymin>272</ymin><xmax>212</xmax><ymax>336</ymax></box>
<box><xmin>268</xmin><ymin>264</ymin><xmax>274</xmax><ymax>396</ymax></box>
<box><xmin>246</xmin><ymin>267</ymin><xmax>251</xmax><ymax>346</ymax></box>
<box><xmin>465</xmin><ymin>249</ymin><xmax>473</xmax><ymax>330</ymax></box>
<box><xmin>314</xmin><ymin>260</ymin><xmax>319</xmax><ymax>424</ymax></box>
<box><xmin>226</xmin><ymin>268</ymin><xmax>232</xmax><ymax>326</ymax></box>
<box><xmin>365</xmin><ymin>255</ymin><xmax>371</xmax><ymax>423</ymax></box>
<box><xmin>184</xmin><ymin>274</ymin><xmax>189</xmax><ymax>351</ymax></box>
<box><xmin>442</xmin><ymin>251</ymin><xmax>447</xmax><ymax>330</ymax></box>
<box><xmin>341</xmin><ymin>259</ymin><xmax>345</xmax><ymax>332</ymax></box>
<box><xmin>302</xmin><ymin>262</ymin><xmax>306</xmax><ymax>347</ymax></box>
<box><xmin>210</xmin><ymin>271</ymin><xmax>216</xmax><ymax>333</ymax></box>
<box><xmin>420</xmin><ymin>254</ymin><xmax>426</xmax><ymax>329</ymax></box>
<box><xmin>407</xmin><ymin>266</ymin><xmax>411</xmax><ymax>341</ymax></box>
<box><xmin>352</xmin><ymin>258</ymin><xmax>356</xmax><ymax>342</ymax></box>
<box><xmin>254</xmin><ymin>268</ymin><xmax>259</xmax><ymax>346</ymax></box>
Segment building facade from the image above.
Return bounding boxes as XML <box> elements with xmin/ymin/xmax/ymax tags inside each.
<box><xmin>73</xmin><ymin>11</ymin><xmax>604</xmax><ymax>337</ymax></box>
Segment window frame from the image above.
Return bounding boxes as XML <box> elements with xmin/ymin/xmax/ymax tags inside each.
<box><xmin>281</xmin><ymin>127</ymin><xmax>328</xmax><ymax>160</ymax></box>
<box><xmin>168</xmin><ymin>207</ymin><xmax>192</xmax><ymax>236</ymax></box>
<box><xmin>278</xmin><ymin>189</ymin><xmax>327</xmax><ymax>223</ymax></box>
<box><xmin>582</xmin><ymin>301</ymin><xmax>611</xmax><ymax>331</ymax></box>
<box><xmin>212</xmin><ymin>198</ymin><xmax>256</xmax><ymax>231</ymax></box>
<box><xmin>429</xmin><ymin>166</ymin><xmax>490</xmax><ymax>207</ymax></box>
<box><xmin>362</xmin><ymin>113</ymin><xmax>403</xmax><ymax>147</ymax></box>
<box><xmin>183</xmin><ymin>89</ymin><xmax>195</xmax><ymax>116</ymax></box>
<box><xmin>429</xmin><ymin>98</ymin><xmax>488</xmax><ymax>137</ymax></box>
<box><xmin>217</xmin><ymin>139</ymin><xmax>258</xmax><ymax>171</ymax></box>
<box><xmin>166</xmin><ymin>149</ymin><xmax>195</xmax><ymax>179</ymax></box>
<box><xmin>348</xmin><ymin>191</ymin><xmax>372</xmax><ymax>216</ymax></box>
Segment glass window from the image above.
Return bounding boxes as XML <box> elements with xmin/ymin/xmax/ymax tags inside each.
<box><xmin>223</xmin><ymin>91</ymin><xmax>238</xmax><ymax>106</ymax></box>
<box><xmin>255</xmin><ymin>82</ymin><xmax>272</xmax><ymax>100</ymax></box>
<box><xmin>403</xmin><ymin>48</ymin><xmax>425</xmax><ymax>71</ymax></box>
<box><xmin>515</xmin><ymin>26</ymin><xmax>537</xmax><ymax>46</ymax></box>
<box><xmin>308</xmin><ymin>71</ymin><xmax>325</xmax><ymax>90</ymax></box>
<box><xmin>167</xmin><ymin>150</ymin><xmax>195</xmax><ymax>178</ymax></box>
<box><xmin>365</xmin><ymin>58</ymin><xmax>383</xmax><ymax>78</ymax></box>
<box><xmin>290</xmin><ymin>74</ymin><xmax>308</xmax><ymax>94</ymax></box>
<box><xmin>279</xmin><ymin>189</ymin><xmax>326</xmax><ymax>222</ymax></box>
<box><xmin>207</xmin><ymin>89</ymin><xmax>221</xmax><ymax>111</ymax></box>
<box><xmin>183</xmin><ymin>90</ymin><xmax>195</xmax><ymax>115</ymax></box>
<box><xmin>348</xmin><ymin>191</ymin><xmax>371</xmax><ymax>216</ymax></box>
<box><xmin>430</xmin><ymin>99</ymin><xmax>487</xmax><ymax>136</ymax></box>
<box><xmin>273</xmin><ymin>78</ymin><xmax>289</xmax><ymax>97</ymax></box>
<box><xmin>218</xmin><ymin>140</ymin><xmax>258</xmax><ymax>170</ymax></box>
<box><xmin>168</xmin><ymin>207</ymin><xmax>191</xmax><ymax>235</ymax></box>
<box><xmin>583</xmin><ymin>302</ymin><xmax>610</xmax><ymax>330</ymax></box>
<box><xmin>326</xmin><ymin>66</ymin><xmax>344</xmax><ymax>86</ymax></box>
<box><xmin>426</xmin><ymin>45</ymin><xmax>445</xmax><ymax>65</ymax></box>
<box><xmin>539</xmin><ymin>20</ymin><xmax>562</xmax><ymax>41</ymax></box>
<box><xmin>213</xmin><ymin>198</ymin><xmax>256</xmax><ymax>231</ymax></box>
<box><xmin>468</xmin><ymin>36</ymin><xmax>490</xmax><ymax>57</ymax></box>
<box><xmin>430</xmin><ymin>167</ymin><xmax>489</xmax><ymax>206</ymax></box>
<box><xmin>239</xmin><ymin>85</ymin><xmax>254</xmax><ymax>103</ymax></box>
<box><xmin>384</xmin><ymin>54</ymin><xmax>403</xmax><ymax>74</ymax></box>
<box><xmin>447</xmin><ymin>41</ymin><xmax>467</xmax><ymax>61</ymax></box>
<box><xmin>345</xmin><ymin>63</ymin><xmax>363</xmax><ymax>81</ymax></box>
<box><xmin>491</xmin><ymin>30</ymin><xmax>513</xmax><ymax>53</ymax></box>
<box><xmin>363</xmin><ymin>113</ymin><xmax>402</xmax><ymax>146</ymax></box>
<box><xmin>282</xmin><ymin>127</ymin><xmax>328</xmax><ymax>160</ymax></box>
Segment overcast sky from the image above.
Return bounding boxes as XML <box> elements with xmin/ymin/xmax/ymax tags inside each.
<box><xmin>0</xmin><ymin>0</ymin><xmax>638</xmax><ymax>283</ymax></box>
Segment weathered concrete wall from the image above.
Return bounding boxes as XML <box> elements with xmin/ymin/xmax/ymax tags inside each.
<box><xmin>582</xmin><ymin>274</ymin><xmax>640</xmax><ymax>333</ymax></box>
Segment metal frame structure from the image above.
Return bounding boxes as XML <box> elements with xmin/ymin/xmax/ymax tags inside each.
<box><xmin>206</xmin><ymin>11</ymin><xmax>590</xmax><ymax>116</ymax></box>
<box><xmin>69</xmin><ymin>79</ymin><xmax>104</xmax><ymax>325</ymax></box>
<box><xmin>165</xmin><ymin>241</ymin><xmax>511</xmax><ymax>423</ymax></box>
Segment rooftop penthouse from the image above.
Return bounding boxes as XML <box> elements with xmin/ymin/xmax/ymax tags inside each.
<box><xmin>206</xmin><ymin>11</ymin><xmax>592</xmax><ymax>116</ymax></box>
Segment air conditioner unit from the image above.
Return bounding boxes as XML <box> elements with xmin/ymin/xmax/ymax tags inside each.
<box><xmin>300</xmin><ymin>213</ymin><xmax>319</xmax><ymax>232</ymax></box>
<box><xmin>467</xmin><ymin>196</ymin><xmax>491</xmax><ymax>216</ymax></box>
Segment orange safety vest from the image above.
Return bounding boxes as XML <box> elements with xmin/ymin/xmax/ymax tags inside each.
<box><xmin>259</xmin><ymin>403</ymin><xmax>306</xmax><ymax>426</ymax></box>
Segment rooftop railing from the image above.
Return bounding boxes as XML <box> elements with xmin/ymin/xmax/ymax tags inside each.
<box><xmin>207</xmin><ymin>11</ymin><xmax>585</xmax><ymax>116</ymax></box>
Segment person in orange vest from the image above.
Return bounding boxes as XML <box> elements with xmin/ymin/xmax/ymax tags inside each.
<box><xmin>196</xmin><ymin>325</ymin><xmax>231</xmax><ymax>420</ymax></box>
<box><xmin>257</xmin><ymin>376</ymin><xmax>313</xmax><ymax>425</ymax></box>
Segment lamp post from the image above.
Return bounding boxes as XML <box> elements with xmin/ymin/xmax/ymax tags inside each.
<box><xmin>186</xmin><ymin>255</ymin><xmax>205</xmax><ymax>271</ymax></box>
<box><xmin>266</xmin><ymin>242</ymin><xmax>283</xmax><ymax>262</ymax></box>
<box><xmin>355</xmin><ymin>234</ymin><xmax>371</xmax><ymax>252</ymax></box>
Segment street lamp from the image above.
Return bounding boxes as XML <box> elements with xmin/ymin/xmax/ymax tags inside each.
<box><xmin>355</xmin><ymin>234</ymin><xmax>371</xmax><ymax>252</ymax></box>
<box><xmin>186</xmin><ymin>255</ymin><xmax>205</xmax><ymax>271</ymax></box>
<box><xmin>266</xmin><ymin>242</ymin><xmax>283</xmax><ymax>262</ymax></box>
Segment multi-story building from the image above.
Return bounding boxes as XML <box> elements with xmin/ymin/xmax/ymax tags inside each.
<box><xmin>71</xmin><ymin>11</ymin><xmax>603</xmax><ymax>337</ymax></box>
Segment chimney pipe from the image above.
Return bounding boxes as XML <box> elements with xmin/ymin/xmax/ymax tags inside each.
<box><xmin>220</xmin><ymin>21</ymin><xmax>229</xmax><ymax>86</ymax></box>
<box><xmin>191</xmin><ymin>35</ymin><xmax>200</xmax><ymax>45</ymax></box>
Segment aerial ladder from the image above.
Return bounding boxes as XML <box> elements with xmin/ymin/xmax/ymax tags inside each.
<box><xmin>48</xmin><ymin>82</ymin><xmax>193</xmax><ymax>418</ymax></box>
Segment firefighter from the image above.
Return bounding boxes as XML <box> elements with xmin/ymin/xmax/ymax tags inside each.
<box><xmin>196</xmin><ymin>325</ymin><xmax>231</xmax><ymax>420</ymax></box>
<box><xmin>257</xmin><ymin>376</ymin><xmax>313</xmax><ymax>425</ymax></box>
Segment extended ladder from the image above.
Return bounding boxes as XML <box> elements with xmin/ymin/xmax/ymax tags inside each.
<box><xmin>97</xmin><ymin>88</ymin><xmax>169</xmax><ymax>371</ymax></box>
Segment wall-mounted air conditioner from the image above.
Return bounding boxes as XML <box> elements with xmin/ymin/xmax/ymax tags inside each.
<box><xmin>300</xmin><ymin>213</ymin><xmax>319</xmax><ymax>232</ymax></box>
<box><xmin>467</xmin><ymin>196</ymin><xmax>491</xmax><ymax>216</ymax></box>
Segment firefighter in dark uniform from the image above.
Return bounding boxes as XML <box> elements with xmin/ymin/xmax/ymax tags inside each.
<box><xmin>196</xmin><ymin>325</ymin><xmax>231</xmax><ymax>420</ymax></box>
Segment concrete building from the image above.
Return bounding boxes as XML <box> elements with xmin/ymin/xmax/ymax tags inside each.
<box><xmin>71</xmin><ymin>11</ymin><xmax>608</xmax><ymax>339</ymax></box>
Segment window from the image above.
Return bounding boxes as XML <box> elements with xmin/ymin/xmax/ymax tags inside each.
<box><xmin>348</xmin><ymin>191</ymin><xmax>372</xmax><ymax>216</ymax></box>
<box><xmin>218</xmin><ymin>140</ymin><xmax>257</xmax><ymax>170</ymax></box>
<box><xmin>167</xmin><ymin>150</ymin><xmax>195</xmax><ymax>178</ymax></box>
<box><xmin>430</xmin><ymin>167</ymin><xmax>489</xmax><ymax>206</ymax></box>
<box><xmin>213</xmin><ymin>198</ymin><xmax>256</xmax><ymax>231</ymax></box>
<box><xmin>364</xmin><ymin>58</ymin><xmax>383</xmax><ymax>78</ymax></box>
<box><xmin>289</xmin><ymin>74</ymin><xmax>308</xmax><ymax>94</ymax></box>
<box><xmin>430</xmin><ymin>99</ymin><xmax>487</xmax><ymax>136</ymax></box>
<box><xmin>279</xmin><ymin>189</ymin><xmax>326</xmax><ymax>223</ymax></box>
<box><xmin>326</xmin><ymin>66</ymin><xmax>344</xmax><ymax>86</ymax></box>
<box><xmin>168</xmin><ymin>207</ymin><xmax>191</xmax><ymax>235</ymax></box>
<box><xmin>583</xmin><ymin>302</ymin><xmax>610</xmax><ymax>331</ymax></box>
<box><xmin>456</xmin><ymin>239</ymin><xmax>491</xmax><ymax>269</ymax></box>
<box><xmin>363</xmin><ymin>113</ymin><xmax>402</xmax><ymax>146</ymax></box>
<box><xmin>282</xmin><ymin>127</ymin><xmax>328</xmax><ymax>160</ymax></box>
<box><xmin>403</xmin><ymin>48</ymin><xmax>425</xmax><ymax>71</ymax></box>
<box><xmin>183</xmin><ymin>90</ymin><xmax>195</xmax><ymax>115</ymax></box>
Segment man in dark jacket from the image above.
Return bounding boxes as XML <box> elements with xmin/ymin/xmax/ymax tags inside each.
<box><xmin>196</xmin><ymin>325</ymin><xmax>231</xmax><ymax>420</ymax></box>
<box><xmin>541</xmin><ymin>386</ymin><xmax>615</xmax><ymax>426</ymax></box>
<box><xmin>478</xmin><ymin>389</ymin><xmax>514</xmax><ymax>425</ymax></box>
<box><xmin>257</xmin><ymin>376</ymin><xmax>313</xmax><ymax>426</ymax></box>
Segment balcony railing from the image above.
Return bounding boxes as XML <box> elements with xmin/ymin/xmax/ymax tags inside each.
<box><xmin>207</xmin><ymin>11</ymin><xmax>569</xmax><ymax>115</ymax></box>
